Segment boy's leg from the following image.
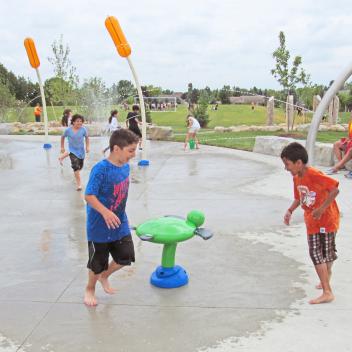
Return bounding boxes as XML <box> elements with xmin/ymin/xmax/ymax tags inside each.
<box><xmin>316</xmin><ymin>261</ymin><xmax>333</xmax><ymax>289</ymax></box>
<box><xmin>74</xmin><ymin>170</ymin><xmax>82</xmax><ymax>190</ymax></box>
<box><xmin>333</xmin><ymin>141</ymin><xmax>343</xmax><ymax>161</ymax></box>
<box><xmin>99</xmin><ymin>261</ymin><xmax>124</xmax><ymax>294</ymax></box>
<box><xmin>333</xmin><ymin>148</ymin><xmax>352</xmax><ymax>171</ymax></box>
<box><xmin>101</xmin><ymin>236</ymin><xmax>135</xmax><ymax>294</ymax></box>
<box><xmin>308</xmin><ymin>232</ymin><xmax>336</xmax><ymax>304</ymax></box>
<box><xmin>310</xmin><ymin>263</ymin><xmax>334</xmax><ymax>304</ymax></box>
<box><xmin>184</xmin><ymin>132</ymin><xmax>190</xmax><ymax>149</ymax></box>
<box><xmin>84</xmin><ymin>270</ymin><xmax>100</xmax><ymax>306</ymax></box>
<box><xmin>194</xmin><ymin>132</ymin><xmax>200</xmax><ymax>149</ymax></box>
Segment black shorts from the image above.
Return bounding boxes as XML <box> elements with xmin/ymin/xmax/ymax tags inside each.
<box><xmin>69</xmin><ymin>153</ymin><xmax>84</xmax><ymax>171</ymax></box>
<box><xmin>129</xmin><ymin>127</ymin><xmax>142</xmax><ymax>138</ymax></box>
<box><xmin>87</xmin><ymin>235</ymin><xmax>135</xmax><ymax>274</ymax></box>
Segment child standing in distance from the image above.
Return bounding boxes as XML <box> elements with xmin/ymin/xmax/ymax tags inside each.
<box><xmin>103</xmin><ymin>110</ymin><xmax>121</xmax><ymax>154</ymax></box>
<box><xmin>60</xmin><ymin>114</ymin><xmax>90</xmax><ymax>191</ymax></box>
<box><xmin>184</xmin><ymin>114</ymin><xmax>200</xmax><ymax>150</ymax></box>
<box><xmin>126</xmin><ymin>105</ymin><xmax>142</xmax><ymax>150</ymax></box>
<box><xmin>61</xmin><ymin>108</ymin><xmax>73</xmax><ymax>127</ymax></box>
<box><xmin>34</xmin><ymin>103</ymin><xmax>42</xmax><ymax>122</ymax></box>
<box><xmin>84</xmin><ymin>129</ymin><xmax>139</xmax><ymax>306</ymax></box>
<box><xmin>281</xmin><ymin>142</ymin><xmax>340</xmax><ymax>304</ymax></box>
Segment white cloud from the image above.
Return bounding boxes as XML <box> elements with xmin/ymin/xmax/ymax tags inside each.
<box><xmin>1</xmin><ymin>0</ymin><xmax>352</xmax><ymax>91</ymax></box>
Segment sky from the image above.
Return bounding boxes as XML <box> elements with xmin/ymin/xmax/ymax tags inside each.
<box><xmin>1</xmin><ymin>0</ymin><xmax>352</xmax><ymax>92</ymax></box>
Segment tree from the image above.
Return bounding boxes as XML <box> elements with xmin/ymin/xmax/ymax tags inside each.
<box><xmin>297</xmin><ymin>84</ymin><xmax>326</xmax><ymax>110</ymax></box>
<box><xmin>47</xmin><ymin>35</ymin><xmax>78</xmax><ymax>105</ymax></box>
<box><xmin>193</xmin><ymin>90</ymin><xmax>210</xmax><ymax>127</ymax></box>
<box><xmin>219</xmin><ymin>85</ymin><xmax>232</xmax><ymax>104</ymax></box>
<box><xmin>45</xmin><ymin>77</ymin><xmax>75</xmax><ymax>106</ymax></box>
<box><xmin>110</xmin><ymin>80</ymin><xmax>135</xmax><ymax>103</ymax></box>
<box><xmin>0</xmin><ymin>82</ymin><xmax>16</xmax><ymax>122</ymax></box>
<box><xmin>271</xmin><ymin>31</ymin><xmax>309</xmax><ymax>95</ymax></box>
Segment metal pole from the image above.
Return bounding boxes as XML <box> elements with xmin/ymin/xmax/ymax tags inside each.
<box><xmin>126</xmin><ymin>56</ymin><xmax>147</xmax><ymax>161</ymax></box>
<box><xmin>35</xmin><ymin>68</ymin><xmax>51</xmax><ymax>148</ymax></box>
<box><xmin>306</xmin><ymin>62</ymin><xmax>352</xmax><ymax>165</ymax></box>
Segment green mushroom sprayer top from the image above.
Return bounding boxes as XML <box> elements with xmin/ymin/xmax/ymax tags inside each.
<box><xmin>136</xmin><ymin>210</ymin><xmax>205</xmax><ymax>244</ymax></box>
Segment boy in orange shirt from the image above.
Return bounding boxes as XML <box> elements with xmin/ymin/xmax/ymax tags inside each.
<box><xmin>281</xmin><ymin>142</ymin><xmax>340</xmax><ymax>304</ymax></box>
<box><xmin>34</xmin><ymin>103</ymin><xmax>42</xmax><ymax>122</ymax></box>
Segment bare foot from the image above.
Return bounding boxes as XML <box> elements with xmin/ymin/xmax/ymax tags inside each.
<box><xmin>99</xmin><ymin>277</ymin><xmax>117</xmax><ymax>294</ymax></box>
<box><xmin>76</xmin><ymin>185</ymin><xmax>82</xmax><ymax>191</ymax></box>
<box><xmin>84</xmin><ymin>287</ymin><xmax>97</xmax><ymax>306</ymax></box>
<box><xmin>315</xmin><ymin>282</ymin><xmax>322</xmax><ymax>289</ymax></box>
<box><xmin>309</xmin><ymin>292</ymin><xmax>334</xmax><ymax>304</ymax></box>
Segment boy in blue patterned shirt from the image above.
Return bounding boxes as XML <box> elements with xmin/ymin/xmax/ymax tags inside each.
<box><xmin>84</xmin><ymin>129</ymin><xmax>139</xmax><ymax>306</ymax></box>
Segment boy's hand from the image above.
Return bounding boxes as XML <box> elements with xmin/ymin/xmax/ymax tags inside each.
<box><xmin>284</xmin><ymin>210</ymin><xmax>292</xmax><ymax>225</ymax></box>
<box><xmin>102</xmin><ymin>209</ymin><xmax>121</xmax><ymax>229</ymax></box>
<box><xmin>312</xmin><ymin>208</ymin><xmax>323</xmax><ymax>220</ymax></box>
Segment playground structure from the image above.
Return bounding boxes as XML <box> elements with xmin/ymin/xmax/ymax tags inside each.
<box><xmin>136</xmin><ymin>211</ymin><xmax>213</xmax><ymax>288</ymax></box>
<box><xmin>23</xmin><ymin>38</ymin><xmax>51</xmax><ymax>149</ymax></box>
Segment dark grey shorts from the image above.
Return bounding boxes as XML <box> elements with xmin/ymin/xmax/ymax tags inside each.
<box><xmin>87</xmin><ymin>235</ymin><xmax>135</xmax><ymax>274</ymax></box>
<box><xmin>69</xmin><ymin>153</ymin><xmax>84</xmax><ymax>171</ymax></box>
<box><xmin>307</xmin><ymin>232</ymin><xmax>337</xmax><ymax>265</ymax></box>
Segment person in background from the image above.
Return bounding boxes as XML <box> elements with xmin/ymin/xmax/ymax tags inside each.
<box><xmin>34</xmin><ymin>103</ymin><xmax>42</xmax><ymax>122</ymax></box>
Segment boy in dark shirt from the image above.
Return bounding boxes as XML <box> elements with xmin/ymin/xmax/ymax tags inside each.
<box><xmin>126</xmin><ymin>104</ymin><xmax>142</xmax><ymax>149</ymax></box>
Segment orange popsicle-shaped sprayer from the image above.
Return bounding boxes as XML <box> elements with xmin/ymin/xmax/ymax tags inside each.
<box><xmin>24</xmin><ymin>38</ymin><xmax>40</xmax><ymax>68</ymax></box>
<box><xmin>105</xmin><ymin>16</ymin><xmax>131</xmax><ymax>57</ymax></box>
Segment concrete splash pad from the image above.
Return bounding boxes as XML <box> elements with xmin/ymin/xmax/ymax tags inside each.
<box><xmin>0</xmin><ymin>136</ymin><xmax>351</xmax><ymax>352</ymax></box>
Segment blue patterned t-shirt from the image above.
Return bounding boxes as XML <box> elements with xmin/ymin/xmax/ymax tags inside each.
<box><xmin>85</xmin><ymin>159</ymin><xmax>130</xmax><ymax>242</ymax></box>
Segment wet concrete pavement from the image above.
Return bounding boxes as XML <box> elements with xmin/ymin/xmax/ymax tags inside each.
<box><xmin>0</xmin><ymin>135</ymin><xmax>351</xmax><ymax>352</ymax></box>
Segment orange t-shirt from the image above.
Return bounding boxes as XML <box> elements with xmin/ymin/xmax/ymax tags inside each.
<box><xmin>293</xmin><ymin>167</ymin><xmax>340</xmax><ymax>235</ymax></box>
<box><xmin>348</xmin><ymin>120</ymin><xmax>352</xmax><ymax>139</ymax></box>
<box><xmin>34</xmin><ymin>106</ymin><xmax>42</xmax><ymax>116</ymax></box>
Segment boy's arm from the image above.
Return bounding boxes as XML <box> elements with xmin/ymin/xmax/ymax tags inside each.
<box><xmin>60</xmin><ymin>136</ymin><xmax>65</xmax><ymax>153</ymax></box>
<box><xmin>85</xmin><ymin>194</ymin><xmax>121</xmax><ymax>229</ymax></box>
<box><xmin>312</xmin><ymin>187</ymin><xmax>339</xmax><ymax>220</ymax></box>
<box><xmin>284</xmin><ymin>199</ymin><xmax>300</xmax><ymax>225</ymax></box>
<box><xmin>85</xmin><ymin>135</ymin><xmax>90</xmax><ymax>153</ymax></box>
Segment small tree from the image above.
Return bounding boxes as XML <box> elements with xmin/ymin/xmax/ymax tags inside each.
<box><xmin>0</xmin><ymin>82</ymin><xmax>16</xmax><ymax>122</ymax></box>
<box><xmin>193</xmin><ymin>90</ymin><xmax>210</xmax><ymax>128</ymax></box>
<box><xmin>219</xmin><ymin>85</ymin><xmax>232</xmax><ymax>104</ymax></box>
<box><xmin>110</xmin><ymin>80</ymin><xmax>135</xmax><ymax>103</ymax></box>
<box><xmin>271</xmin><ymin>31</ymin><xmax>309</xmax><ymax>95</ymax></box>
<box><xmin>47</xmin><ymin>35</ymin><xmax>78</xmax><ymax>105</ymax></box>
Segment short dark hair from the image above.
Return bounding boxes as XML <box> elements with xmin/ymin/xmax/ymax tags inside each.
<box><xmin>109</xmin><ymin>129</ymin><xmax>139</xmax><ymax>151</ymax></box>
<box><xmin>71</xmin><ymin>114</ymin><xmax>84</xmax><ymax>124</ymax></box>
<box><xmin>132</xmin><ymin>104</ymin><xmax>140</xmax><ymax>111</ymax></box>
<box><xmin>281</xmin><ymin>142</ymin><xmax>308</xmax><ymax>164</ymax></box>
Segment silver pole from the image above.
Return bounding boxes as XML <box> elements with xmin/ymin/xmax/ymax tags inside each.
<box><xmin>35</xmin><ymin>68</ymin><xmax>49</xmax><ymax>144</ymax></box>
<box><xmin>306</xmin><ymin>62</ymin><xmax>352</xmax><ymax>165</ymax></box>
<box><xmin>126</xmin><ymin>56</ymin><xmax>147</xmax><ymax>161</ymax></box>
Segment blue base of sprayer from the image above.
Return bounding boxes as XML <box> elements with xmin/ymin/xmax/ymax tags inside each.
<box><xmin>138</xmin><ymin>159</ymin><xmax>150</xmax><ymax>166</ymax></box>
<box><xmin>43</xmin><ymin>143</ymin><xmax>52</xmax><ymax>149</ymax></box>
<box><xmin>150</xmin><ymin>265</ymin><xmax>189</xmax><ymax>288</ymax></box>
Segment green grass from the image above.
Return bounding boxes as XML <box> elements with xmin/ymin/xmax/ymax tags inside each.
<box><xmin>3</xmin><ymin>103</ymin><xmax>350</xmax><ymax>152</ymax></box>
<box><xmin>173</xmin><ymin>130</ymin><xmax>347</xmax><ymax>151</ymax></box>
<box><xmin>3</xmin><ymin>104</ymin><xmax>288</xmax><ymax>126</ymax></box>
